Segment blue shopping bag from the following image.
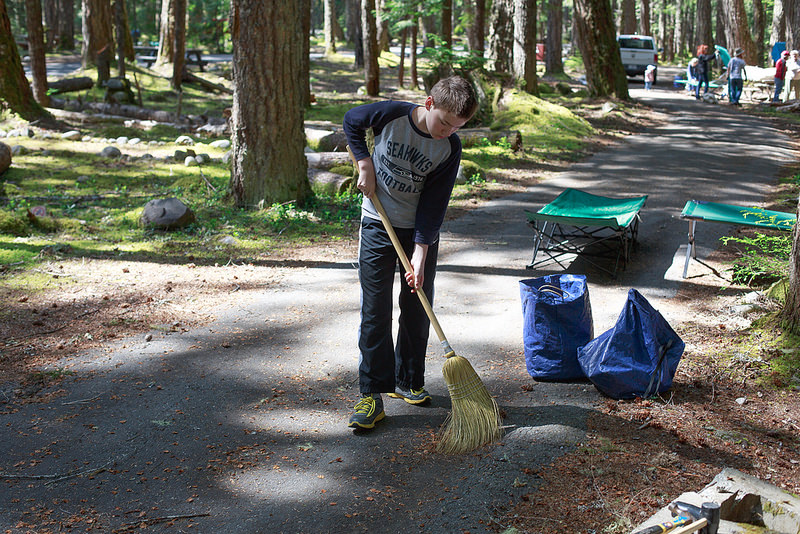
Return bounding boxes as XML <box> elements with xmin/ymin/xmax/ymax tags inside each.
<box><xmin>519</xmin><ymin>275</ymin><xmax>593</xmax><ymax>381</ymax></box>
<box><xmin>578</xmin><ymin>289</ymin><xmax>684</xmax><ymax>399</ymax></box>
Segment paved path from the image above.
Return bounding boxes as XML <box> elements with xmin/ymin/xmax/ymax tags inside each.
<box><xmin>1</xmin><ymin>86</ymin><xmax>795</xmax><ymax>533</ymax></box>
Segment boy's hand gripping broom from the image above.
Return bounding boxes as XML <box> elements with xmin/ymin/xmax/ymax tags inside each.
<box><xmin>348</xmin><ymin>147</ymin><xmax>503</xmax><ymax>454</ymax></box>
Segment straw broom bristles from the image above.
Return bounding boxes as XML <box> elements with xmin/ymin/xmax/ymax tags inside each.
<box><xmin>437</xmin><ymin>354</ymin><xmax>503</xmax><ymax>454</ymax></box>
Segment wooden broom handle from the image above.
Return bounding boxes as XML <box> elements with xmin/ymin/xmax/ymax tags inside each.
<box><xmin>347</xmin><ymin>146</ymin><xmax>452</xmax><ymax>351</ymax></box>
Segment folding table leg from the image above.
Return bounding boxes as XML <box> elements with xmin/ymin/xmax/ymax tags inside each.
<box><xmin>682</xmin><ymin>220</ymin><xmax>696</xmax><ymax>278</ymax></box>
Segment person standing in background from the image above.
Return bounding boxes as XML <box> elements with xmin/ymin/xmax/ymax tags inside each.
<box><xmin>727</xmin><ymin>48</ymin><xmax>747</xmax><ymax>106</ymax></box>
<box><xmin>784</xmin><ymin>50</ymin><xmax>800</xmax><ymax>101</ymax></box>
<box><xmin>773</xmin><ymin>50</ymin><xmax>790</xmax><ymax>102</ymax></box>
<box><xmin>695</xmin><ymin>45</ymin><xmax>716</xmax><ymax>100</ymax></box>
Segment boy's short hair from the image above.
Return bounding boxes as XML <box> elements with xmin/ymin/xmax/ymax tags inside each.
<box><xmin>430</xmin><ymin>76</ymin><xmax>478</xmax><ymax>120</ymax></box>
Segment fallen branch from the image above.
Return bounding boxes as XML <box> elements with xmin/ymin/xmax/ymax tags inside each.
<box><xmin>1</xmin><ymin>460</ymin><xmax>112</xmax><ymax>485</ymax></box>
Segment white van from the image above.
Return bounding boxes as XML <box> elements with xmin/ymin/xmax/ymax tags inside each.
<box><xmin>618</xmin><ymin>34</ymin><xmax>659</xmax><ymax>84</ymax></box>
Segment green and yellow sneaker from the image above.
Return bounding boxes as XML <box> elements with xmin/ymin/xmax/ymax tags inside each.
<box><xmin>348</xmin><ymin>395</ymin><xmax>385</xmax><ymax>429</ymax></box>
<box><xmin>388</xmin><ymin>386</ymin><xmax>431</xmax><ymax>405</ymax></box>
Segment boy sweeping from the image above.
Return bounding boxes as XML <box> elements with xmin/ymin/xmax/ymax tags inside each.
<box><xmin>343</xmin><ymin>76</ymin><xmax>478</xmax><ymax>429</ymax></box>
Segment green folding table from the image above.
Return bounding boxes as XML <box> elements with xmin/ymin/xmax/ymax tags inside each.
<box><xmin>680</xmin><ymin>200</ymin><xmax>796</xmax><ymax>278</ymax></box>
<box><xmin>525</xmin><ymin>188</ymin><xmax>648</xmax><ymax>277</ymax></box>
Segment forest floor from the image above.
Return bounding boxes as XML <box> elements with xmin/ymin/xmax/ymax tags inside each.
<box><xmin>2</xmin><ymin>60</ymin><xmax>799</xmax><ymax>533</ymax></box>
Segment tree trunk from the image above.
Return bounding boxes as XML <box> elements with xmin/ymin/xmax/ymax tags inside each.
<box><xmin>545</xmin><ymin>0</ymin><xmax>563</xmax><ymax>75</ymax></box>
<box><xmin>362</xmin><ymin>0</ymin><xmax>379</xmax><ymax>96</ymax></box>
<box><xmin>466</xmin><ymin>0</ymin><xmax>486</xmax><ymax>53</ymax></box>
<box><xmin>114</xmin><ymin>0</ymin><xmax>126</xmax><ymax>78</ymax></box>
<box><xmin>229</xmin><ymin>1</ymin><xmax>310</xmax><ymax>208</ymax></box>
<box><xmin>345</xmin><ymin>0</ymin><xmax>358</xmax><ymax>44</ymax></box>
<box><xmin>513</xmin><ymin>0</ymin><xmax>537</xmax><ymax>94</ymax></box>
<box><xmin>696</xmin><ymin>0</ymin><xmax>713</xmax><ymax>50</ymax></box>
<box><xmin>26</xmin><ymin>0</ymin><xmax>50</xmax><ymax>106</ymax></box>
<box><xmin>410</xmin><ymin>6</ymin><xmax>418</xmax><ymax>89</ymax></box>
<box><xmin>782</xmin><ymin>197</ymin><xmax>800</xmax><ymax>334</ymax></box>
<box><xmin>301</xmin><ymin>0</ymin><xmax>311</xmax><ymax>107</ymax></box>
<box><xmin>376</xmin><ymin>0</ymin><xmax>390</xmax><ymax>52</ymax></box>
<box><xmin>771</xmin><ymin>0</ymin><xmax>786</xmax><ymax>48</ymax></box>
<box><xmin>620</xmin><ymin>0</ymin><xmax>635</xmax><ymax>34</ymax></box>
<box><xmin>324</xmin><ymin>0</ymin><xmax>336</xmax><ymax>55</ymax></box>
<box><xmin>714</xmin><ymin>1</ymin><xmax>726</xmax><ymax>50</ymax></box>
<box><xmin>0</xmin><ymin>142</ymin><xmax>10</xmax><ymax>175</ymax></box>
<box><xmin>171</xmin><ymin>0</ymin><xmax>185</xmax><ymax>91</ymax></box>
<box><xmin>573</xmin><ymin>0</ymin><xmax>630</xmax><ymax>99</ymax></box>
<box><xmin>82</xmin><ymin>0</ymin><xmax>113</xmax><ymax>67</ymax></box>
<box><xmin>0</xmin><ymin>0</ymin><xmax>51</xmax><ymax>121</ymax></box>
<box><xmin>785</xmin><ymin>0</ymin><xmax>798</xmax><ymax>54</ymax></box>
<box><xmin>639</xmin><ymin>0</ymin><xmax>651</xmax><ymax>36</ymax></box>
<box><xmin>158</xmin><ymin>0</ymin><xmax>174</xmax><ymax>64</ymax></box>
<box><xmin>488</xmin><ymin>0</ymin><xmax>513</xmax><ymax>74</ymax></box>
<box><xmin>752</xmin><ymin>0</ymin><xmax>765</xmax><ymax>66</ymax></box>
<box><xmin>673</xmin><ymin>0</ymin><xmax>685</xmax><ymax>58</ymax></box>
<box><xmin>43</xmin><ymin>0</ymin><xmax>57</xmax><ymax>50</ymax></box>
<box><xmin>398</xmin><ymin>25</ymin><xmax>407</xmax><ymax>87</ymax></box>
<box><xmin>722</xmin><ymin>0</ymin><xmax>758</xmax><ymax>65</ymax></box>
<box><xmin>57</xmin><ymin>0</ymin><xmax>75</xmax><ymax>50</ymax></box>
<box><xmin>441</xmin><ymin>0</ymin><xmax>452</xmax><ymax>48</ymax></box>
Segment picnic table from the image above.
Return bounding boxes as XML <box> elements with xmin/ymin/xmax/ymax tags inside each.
<box><xmin>134</xmin><ymin>46</ymin><xmax>207</xmax><ymax>71</ymax></box>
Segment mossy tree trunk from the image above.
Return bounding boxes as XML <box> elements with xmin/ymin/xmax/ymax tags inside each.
<box><xmin>573</xmin><ymin>0</ymin><xmax>630</xmax><ymax>99</ymax></box>
<box><xmin>171</xmin><ymin>0</ymin><xmax>185</xmax><ymax>90</ymax></box>
<box><xmin>545</xmin><ymin>0</ymin><xmax>563</xmax><ymax>75</ymax></box>
<box><xmin>488</xmin><ymin>0</ymin><xmax>513</xmax><ymax>74</ymax></box>
<box><xmin>0</xmin><ymin>1</ymin><xmax>50</xmax><ymax>121</ymax></box>
<box><xmin>229</xmin><ymin>1</ymin><xmax>310</xmax><ymax>208</ymax></box>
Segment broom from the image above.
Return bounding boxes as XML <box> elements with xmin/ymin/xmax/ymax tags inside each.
<box><xmin>347</xmin><ymin>146</ymin><xmax>503</xmax><ymax>454</ymax></box>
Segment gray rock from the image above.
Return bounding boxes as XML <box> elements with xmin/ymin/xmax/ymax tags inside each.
<box><xmin>128</xmin><ymin>138</ymin><xmax>142</xmax><ymax>145</ymax></box>
<box><xmin>115</xmin><ymin>136</ymin><xmax>129</xmax><ymax>145</ymax></box>
<box><xmin>184</xmin><ymin>156</ymin><xmax>198</xmax><ymax>166</ymax></box>
<box><xmin>175</xmin><ymin>135</ymin><xmax>195</xmax><ymax>146</ymax></box>
<box><xmin>10</xmin><ymin>145</ymin><xmax>28</xmax><ymax>156</ymax></box>
<box><xmin>210</xmin><ymin>139</ymin><xmax>231</xmax><ymax>149</ymax></box>
<box><xmin>100</xmin><ymin>146</ymin><xmax>122</xmax><ymax>158</ymax></box>
<box><xmin>140</xmin><ymin>198</ymin><xmax>196</xmax><ymax>229</ymax></box>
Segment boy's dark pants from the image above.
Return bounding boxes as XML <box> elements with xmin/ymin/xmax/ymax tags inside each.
<box><xmin>358</xmin><ymin>218</ymin><xmax>439</xmax><ymax>395</ymax></box>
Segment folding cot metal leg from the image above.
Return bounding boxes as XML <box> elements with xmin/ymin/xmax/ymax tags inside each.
<box><xmin>682</xmin><ymin>220</ymin><xmax>696</xmax><ymax>278</ymax></box>
<box><xmin>528</xmin><ymin>221</ymin><xmax>552</xmax><ymax>268</ymax></box>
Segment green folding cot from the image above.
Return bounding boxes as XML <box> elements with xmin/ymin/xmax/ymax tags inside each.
<box><xmin>525</xmin><ymin>188</ymin><xmax>648</xmax><ymax>277</ymax></box>
<box><xmin>680</xmin><ymin>200</ymin><xmax>797</xmax><ymax>278</ymax></box>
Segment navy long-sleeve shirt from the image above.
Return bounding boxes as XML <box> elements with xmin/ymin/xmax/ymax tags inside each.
<box><xmin>343</xmin><ymin>101</ymin><xmax>461</xmax><ymax>245</ymax></box>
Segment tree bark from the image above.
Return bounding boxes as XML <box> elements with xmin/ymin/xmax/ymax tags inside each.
<box><xmin>620</xmin><ymin>0</ymin><xmax>635</xmax><ymax>34</ymax></box>
<box><xmin>43</xmin><ymin>0</ymin><xmax>57</xmax><ymax>50</ymax></box>
<box><xmin>410</xmin><ymin>5</ymin><xmax>418</xmax><ymax>89</ymax></box>
<box><xmin>722</xmin><ymin>0</ymin><xmax>758</xmax><ymax>65</ymax></box>
<box><xmin>441</xmin><ymin>0</ymin><xmax>452</xmax><ymax>48</ymax></box>
<box><xmin>362</xmin><ymin>0</ymin><xmax>379</xmax><ymax>96</ymax></box>
<box><xmin>639</xmin><ymin>0</ymin><xmax>651</xmax><ymax>36</ymax></box>
<box><xmin>0</xmin><ymin>141</ymin><xmax>10</xmax><ymax>175</ymax></box>
<box><xmin>545</xmin><ymin>0</ymin><xmax>563</xmax><ymax>75</ymax></box>
<box><xmin>398</xmin><ymin>25</ymin><xmax>407</xmax><ymax>87</ymax></box>
<box><xmin>26</xmin><ymin>0</ymin><xmax>50</xmax><ymax>107</ymax></box>
<box><xmin>696</xmin><ymin>0</ymin><xmax>713</xmax><ymax>50</ymax></box>
<box><xmin>513</xmin><ymin>0</ymin><xmax>537</xmax><ymax>94</ymax></box>
<box><xmin>324</xmin><ymin>0</ymin><xmax>336</xmax><ymax>55</ymax></box>
<box><xmin>771</xmin><ymin>0</ymin><xmax>786</xmax><ymax>48</ymax></box>
<box><xmin>674</xmin><ymin>0</ymin><xmax>685</xmax><ymax>58</ymax></box>
<box><xmin>752</xmin><ymin>0</ymin><xmax>766</xmax><ymax>65</ymax></box>
<box><xmin>229</xmin><ymin>1</ymin><xmax>310</xmax><ymax>208</ymax></box>
<box><xmin>114</xmin><ymin>0</ymin><xmax>126</xmax><ymax>78</ymax></box>
<box><xmin>171</xmin><ymin>0</ymin><xmax>185</xmax><ymax>90</ymax></box>
<box><xmin>573</xmin><ymin>0</ymin><xmax>630</xmax><ymax>99</ymax></box>
<box><xmin>782</xmin><ymin>197</ymin><xmax>800</xmax><ymax>334</ymax></box>
<box><xmin>48</xmin><ymin>76</ymin><xmax>94</xmax><ymax>93</ymax></box>
<box><xmin>57</xmin><ymin>0</ymin><xmax>75</xmax><ymax>50</ymax></box>
<box><xmin>158</xmin><ymin>0</ymin><xmax>174</xmax><ymax>64</ymax></box>
<box><xmin>465</xmin><ymin>0</ymin><xmax>486</xmax><ymax>53</ymax></box>
<box><xmin>301</xmin><ymin>0</ymin><xmax>311</xmax><ymax>107</ymax></box>
<box><xmin>488</xmin><ymin>0</ymin><xmax>513</xmax><ymax>74</ymax></box>
<box><xmin>785</xmin><ymin>0</ymin><xmax>798</xmax><ymax>54</ymax></box>
<box><xmin>82</xmin><ymin>0</ymin><xmax>113</xmax><ymax>67</ymax></box>
<box><xmin>0</xmin><ymin>0</ymin><xmax>51</xmax><ymax>121</ymax></box>
<box><xmin>376</xmin><ymin>0</ymin><xmax>390</xmax><ymax>51</ymax></box>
